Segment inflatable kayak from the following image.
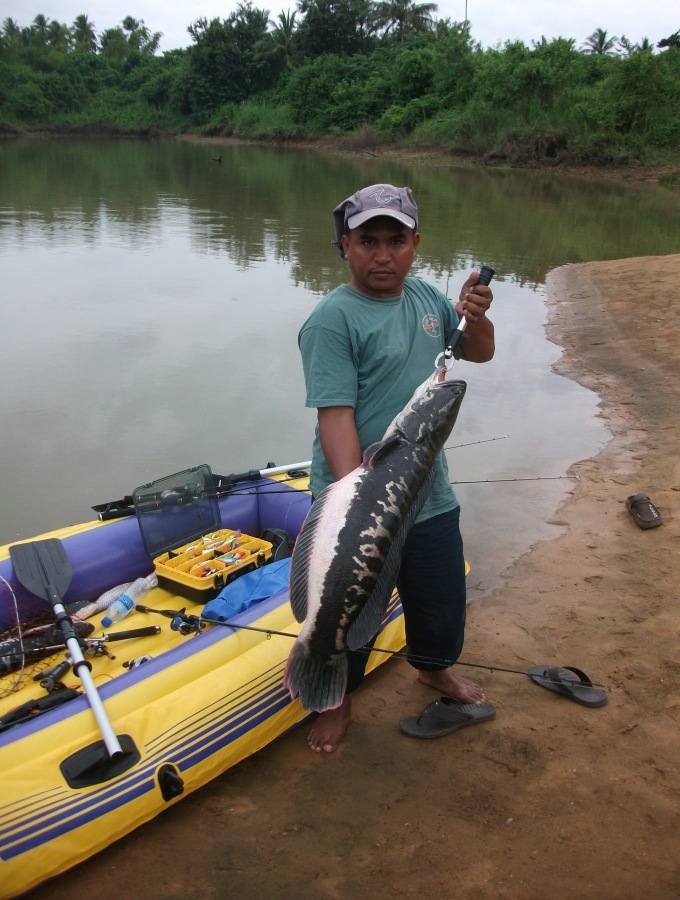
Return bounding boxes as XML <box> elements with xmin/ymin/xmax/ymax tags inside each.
<box><xmin>0</xmin><ymin>463</ymin><xmax>405</xmax><ymax>898</ymax></box>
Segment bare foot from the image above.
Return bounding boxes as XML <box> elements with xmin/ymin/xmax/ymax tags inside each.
<box><xmin>307</xmin><ymin>696</ymin><xmax>352</xmax><ymax>753</ymax></box>
<box><xmin>417</xmin><ymin>668</ymin><xmax>486</xmax><ymax>704</ymax></box>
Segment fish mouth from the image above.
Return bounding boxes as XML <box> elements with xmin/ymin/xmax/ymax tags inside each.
<box><xmin>432</xmin><ymin>364</ymin><xmax>467</xmax><ymax>387</ymax></box>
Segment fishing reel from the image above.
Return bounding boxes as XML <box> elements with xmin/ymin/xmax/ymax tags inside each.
<box><xmin>34</xmin><ymin>656</ymin><xmax>72</xmax><ymax>693</ymax></box>
<box><xmin>170</xmin><ymin>613</ymin><xmax>205</xmax><ymax>636</ymax></box>
<box><xmin>136</xmin><ymin>604</ymin><xmax>205</xmax><ymax>635</ymax></box>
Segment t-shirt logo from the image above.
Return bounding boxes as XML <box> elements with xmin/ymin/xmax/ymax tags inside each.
<box><xmin>422</xmin><ymin>313</ymin><xmax>441</xmax><ymax>338</ymax></box>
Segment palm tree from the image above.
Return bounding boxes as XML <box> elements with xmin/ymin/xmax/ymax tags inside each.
<box><xmin>32</xmin><ymin>14</ymin><xmax>50</xmax><ymax>33</ymax></box>
<box><xmin>2</xmin><ymin>17</ymin><xmax>26</xmax><ymax>49</ymax></box>
<box><xmin>255</xmin><ymin>10</ymin><xmax>298</xmax><ymax>71</ymax></box>
<box><xmin>2</xmin><ymin>17</ymin><xmax>21</xmax><ymax>39</ymax></box>
<box><xmin>376</xmin><ymin>0</ymin><xmax>438</xmax><ymax>43</ymax></box>
<box><xmin>122</xmin><ymin>16</ymin><xmax>162</xmax><ymax>54</ymax></box>
<box><xmin>582</xmin><ymin>27</ymin><xmax>618</xmax><ymax>56</ymax></box>
<box><xmin>619</xmin><ymin>35</ymin><xmax>653</xmax><ymax>56</ymax></box>
<box><xmin>99</xmin><ymin>27</ymin><xmax>128</xmax><ymax>64</ymax></box>
<box><xmin>47</xmin><ymin>19</ymin><xmax>71</xmax><ymax>50</ymax></box>
<box><xmin>72</xmin><ymin>14</ymin><xmax>97</xmax><ymax>52</ymax></box>
<box><xmin>657</xmin><ymin>30</ymin><xmax>680</xmax><ymax>50</ymax></box>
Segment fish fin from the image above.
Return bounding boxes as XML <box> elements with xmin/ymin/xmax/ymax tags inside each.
<box><xmin>347</xmin><ymin>465</ymin><xmax>437</xmax><ymax>650</ymax></box>
<box><xmin>362</xmin><ymin>434</ymin><xmax>402</xmax><ymax>470</ymax></box>
<box><xmin>288</xmin><ymin>486</ymin><xmax>333</xmax><ymax>623</ymax></box>
<box><xmin>284</xmin><ymin>639</ymin><xmax>348</xmax><ymax>712</ymax></box>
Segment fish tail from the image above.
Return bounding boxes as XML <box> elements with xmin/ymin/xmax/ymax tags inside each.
<box><xmin>284</xmin><ymin>639</ymin><xmax>348</xmax><ymax>713</ymax></box>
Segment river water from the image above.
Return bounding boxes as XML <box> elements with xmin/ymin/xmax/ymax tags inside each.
<box><xmin>1</xmin><ymin>136</ymin><xmax>678</xmax><ymax>597</ymax></box>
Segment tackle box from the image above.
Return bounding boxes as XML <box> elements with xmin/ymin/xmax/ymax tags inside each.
<box><xmin>133</xmin><ymin>464</ymin><xmax>273</xmax><ymax>602</ymax></box>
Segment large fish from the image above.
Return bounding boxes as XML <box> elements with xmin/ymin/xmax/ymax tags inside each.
<box><xmin>284</xmin><ymin>368</ymin><xmax>467</xmax><ymax>712</ymax></box>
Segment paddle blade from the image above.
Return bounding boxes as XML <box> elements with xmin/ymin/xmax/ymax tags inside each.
<box><xmin>9</xmin><ymin>539</ymin><xmax>73</xmax><ymax>603</ymax></box>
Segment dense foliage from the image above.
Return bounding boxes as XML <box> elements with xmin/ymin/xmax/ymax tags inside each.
<box><xmin>1</xmin><ymin>4</ymin><xmax>679</xmax><ymax>166</ymax></box>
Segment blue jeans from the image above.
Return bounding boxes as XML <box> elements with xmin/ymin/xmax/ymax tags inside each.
<box><xmin>346</xmin><ymin>506</ymin><xmax>467</xmax><ymax>693</ymax></box>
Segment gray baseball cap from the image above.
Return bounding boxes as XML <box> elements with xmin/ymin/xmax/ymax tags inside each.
<box><xmin>332</xmin><ymin>184</ymin><xmax>419</xmax><ymax>258</ymax></box>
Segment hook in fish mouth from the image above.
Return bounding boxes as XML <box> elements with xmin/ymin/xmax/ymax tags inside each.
<box><xmin>432</xmin><ymin>364</ymin><xmax>461</xmax><ymax>385</ymax></box>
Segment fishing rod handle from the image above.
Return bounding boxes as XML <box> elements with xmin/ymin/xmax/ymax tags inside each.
<box><xmin>136</xmin><ymin>604</ymin><xmax>179</xmax><ymax>619</ymax></box>
<box><xmin>101</xmin><ymin>626</ymin><xmax>162</xmax><ymax>641</ymax></box>
<box><xmin>477</xmin><ymin>265</ymin><xmax>495</xmax><ymax>286</ymax></box>
<box><xmin>444</xmin><ymin>265</ymin><xmax>496</xmax><ymax>358</ymax></box>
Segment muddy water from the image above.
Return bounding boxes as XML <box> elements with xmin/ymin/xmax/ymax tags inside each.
<box><xmin>2</xmin><ymin>137</ymin><xmax>678</xmax><ymax>593</ymax></box>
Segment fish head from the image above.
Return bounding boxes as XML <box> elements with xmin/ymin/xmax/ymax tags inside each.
<box><xmin>392</xmin><ymin>367</ymin><xmax>467</xmax><ymax>448</ymax></box>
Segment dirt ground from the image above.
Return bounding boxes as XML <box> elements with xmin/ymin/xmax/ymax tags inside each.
<box><xmin>34</xmin><ymin>253</ymin><xmax>680</xmax><ymax>899</ymax></box>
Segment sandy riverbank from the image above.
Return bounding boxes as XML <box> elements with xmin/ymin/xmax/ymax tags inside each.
<box><xmin>36</xmin><ymin>254</ymin><xmax>680</xmax><ymax>899</ymax></box>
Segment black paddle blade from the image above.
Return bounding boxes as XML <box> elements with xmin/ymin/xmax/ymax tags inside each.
<box><xmin>10</xmin><ymin>539</ymin><xmax>73</xmax><ymax>602</ymax></box>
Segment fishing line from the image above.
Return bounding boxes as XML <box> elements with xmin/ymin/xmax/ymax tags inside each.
<box><xmin>445</xmin><ymin>435</ymin><xmax>509</xmax><ymax>450</ymax></box>
<box><xmin>163</xmin><ymin>614</ymin><xmax>616</xmax><ymax>693</ymax></box>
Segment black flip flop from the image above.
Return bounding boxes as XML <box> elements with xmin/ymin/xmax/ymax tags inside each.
<box><xmin>399</xmin><ymin>697</ymin><xmax>496</xmax><ymax>739</ymax></box>
<box><xmin>528</xmin><ymin>665</ymin><xmax>607</xmax><ymax>708</ymax></box>
<box><xmin>626</xmin><ymin>493</ymin><xmax>663</xmax><ymax>529</ymax></box>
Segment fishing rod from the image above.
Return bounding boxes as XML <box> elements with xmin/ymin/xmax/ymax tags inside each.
<box><xmin>445</xmin><ymin>435</ymin><xmax>508</xmax><ymax>451</ymax></box>
<box><xmin>452</xmin><ymin>475</ymin><xmax>576</xmax><ymax>485</ymax></box>
<box><xmin>92</xmin><ymin>461</ymin><xmax>314</xmax><ymax>520</ymax></box>
<box><xmin>200</xmin><ymin>474</ymin><xmax>576</xmax><ymax>500</ymax></box>
<box><xmin>92</xmin><ymin>452</ymin><xmax>572</xmax><ymax>517</ymax></box>
<box><xmin>135</xmin><ymin>605</ymin><xmax>617</xmax><ymax>693</ymax></box>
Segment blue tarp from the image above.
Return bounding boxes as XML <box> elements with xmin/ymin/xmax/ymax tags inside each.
<box><xmin>202</xmin><ymin>558</ymin><xmax>291</xmax><ymax>622</ymax></box>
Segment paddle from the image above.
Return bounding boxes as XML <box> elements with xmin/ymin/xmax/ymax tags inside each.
<box><xmin>9</xmin><ymin>538</ymin><xmax>124</xmax><ymax>758</ymax></box>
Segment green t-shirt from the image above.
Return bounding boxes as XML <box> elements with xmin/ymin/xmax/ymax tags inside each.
<box><xmin>298</xmin><ymin>275</ymin><xmax>462</xmax><ymax>521</ymax></box>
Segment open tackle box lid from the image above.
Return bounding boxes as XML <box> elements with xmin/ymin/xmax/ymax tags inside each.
<box><xmin>133</xmin><ymin>464</ymin><xmax>221</xmax><ymax>559</ymax></box>
<box><xmin>132</xmin><ymin>464</ymin><xmax>273</xmax><ymax>602</ymax></box>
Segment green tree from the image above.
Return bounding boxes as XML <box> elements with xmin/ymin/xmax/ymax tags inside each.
<box><xmin>32</xmin><ymin>14</ymin><xmax>50</xmax><ymax>35</ymax></box>
<box><xmin>46</xmin><ymin>20</ymin><xmax>71</xmax><ymax>51</ymax></box>
<box><xmin>100</xmin><ymin>27</ymin><xmax>131</xmax><ymax>66</ymax></box>
<box><xmin>283</xmin><ymin>52</ymin><xmax>380</xmax><ymax>128</ymax></box>
<box><xmin>254</xmin><ymin>10</ymin><xmax>299</xmax><ymax>72</ymax></box>
<box><xmin>618</xmin><ymin>36</ymin><xmax>653</xmax><ymax>56</ymax></box>
<box><xmin>657</xmin><ymin>30</ymin><xmax>679</xmax><ymax>50</ymax></box>
<box><xmin>2</xmin><ymin>17</ymin><xmax>22</xmax><ymax>39</ymax></box>
<box><xmin>72</xmin><ymin>14</ymin><xmax>97</xmax><ymax>53</ymax></box>
<box><xmin>431</xmin><ymin>19</ymin><xmax>475</xmax><ymax>106</ymax></box>
<box><xmin>184</xmin><ymin>3</ymin><xmax>273</xmax><ymax>119</ymax></box>
<box><xmin>582</xmin><ymin>28</ymin><xmax>618</xmax><ymax>56</ymax></box>
<box><xmin>295</xmin><ymin>0</ymin><xmax>378</xmax><ymax>58</ymax></box>
<box><xmin>122</xmin><ymin>16</ymin><xmax>162</xmax><ymax>54</ymax></box>
<box><xmin>591</xmin><ymin>48</ymin><xmax>680</xmax><ymax>143</ymax></box>
<box><xmin>376</xmin><ymin>0</ymin><xmax>437</xmax><ymax>43</ymax></box>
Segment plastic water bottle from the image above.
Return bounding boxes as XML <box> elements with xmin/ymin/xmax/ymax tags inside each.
<box><xmin>78</xmin><ymin>573</ymin><xmax>157</xmax><ymax>621</ymax></box>
<box><xmin>101</xmin><ymin>575</ymin><xmax>155</xmax><ymax>628</ymax></box>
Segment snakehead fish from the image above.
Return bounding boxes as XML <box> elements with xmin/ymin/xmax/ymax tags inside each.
<box><xmin>285</xmin><ymin>368</ymin><xmax>467</xmax><ymax>712</ymax></box>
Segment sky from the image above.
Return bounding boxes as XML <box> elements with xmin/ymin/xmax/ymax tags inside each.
<box><xmin>3</xmin><ymin>0</ymin><xmax>678</xmax><ymax>53</ymax></box>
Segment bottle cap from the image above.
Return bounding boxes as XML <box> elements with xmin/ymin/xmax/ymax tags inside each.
<box><xmin>101</xmin><ymin>615</ymin><xmax>112</xmax><ymax>628</ymax></box>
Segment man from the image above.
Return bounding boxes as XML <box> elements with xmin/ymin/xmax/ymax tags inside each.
<box><xmin>298</xmin><ymin>184</ymin><xmax>495</xmax><ymax>752</ymax></box>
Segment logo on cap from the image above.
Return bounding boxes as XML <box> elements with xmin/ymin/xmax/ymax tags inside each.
<box><xmin>366</xmin><ymin>187</ymin><xmax>398</xmax><ymax>205</ymax></box>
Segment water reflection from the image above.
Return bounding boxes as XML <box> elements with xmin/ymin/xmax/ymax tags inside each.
<box><xmin>1</xmin><ymin>137</ymin><xmax>677</xmax><ymax>596</ymax></box>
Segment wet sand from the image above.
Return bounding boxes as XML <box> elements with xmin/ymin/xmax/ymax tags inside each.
<box><xmin>36</xmin><ymin>254</ymin><xmax>680</xmax><ymax>899</ymax></box>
